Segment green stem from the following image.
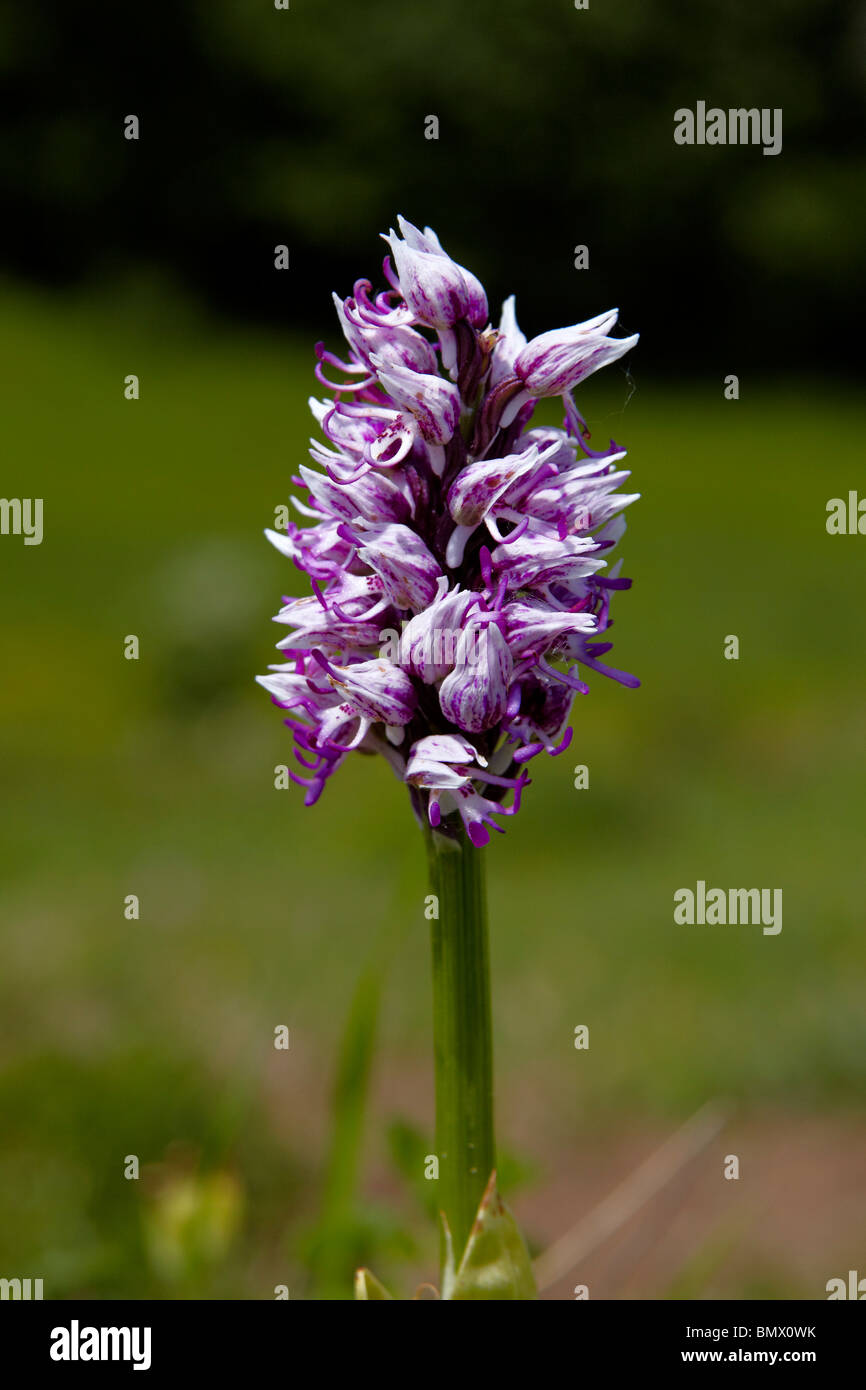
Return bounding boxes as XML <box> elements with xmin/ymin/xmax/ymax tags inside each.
<box><xmin>424</xmin><ymin>821</ymin><xmax>495</xmax><ymax>1277</ymax></box>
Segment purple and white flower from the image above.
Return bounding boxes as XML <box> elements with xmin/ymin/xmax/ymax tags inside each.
<box><xmin>514</xmin><ymin>310</ymin><xmax>639</xmax><ymax>397</ymax></box>
<box><xmin>382</xmin><ymin>217</ymin><xmax>488</xmax><ymax>331</ymax></box>
<box><xmin>258</xmin><ymin>220</ymin><xmax>639</xmax><ymax>845</ymax></box>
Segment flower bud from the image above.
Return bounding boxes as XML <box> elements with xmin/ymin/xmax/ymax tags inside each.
<box><xmin>383</xmin><ymin>217</ymin><xmax>488</xmax><ymax>329</ymax></box>
<box><xmin>514</xmin><ymin>310</ymin><xmax>638</xmax><ymax>397</ymax></box>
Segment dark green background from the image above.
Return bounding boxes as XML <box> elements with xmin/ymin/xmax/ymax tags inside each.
<box><xmin>3</xmin><ymin>0</ymin><xmax>865</xmax><ymax>368</ymax></box>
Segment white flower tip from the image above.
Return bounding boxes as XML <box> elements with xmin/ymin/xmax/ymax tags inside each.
<box><xmin>396</xmin><ymin>214</ymin><xmax>424</xmax><ymax>243</ymax></box>
<box><xmin>422</xmin><ymin>224</ymin><xmax>444</xmax><ymax>251</ymax></box>
<box><xmin>255</xmin><ymin>673</ymin><xmax>282</xmax><ymax>696</ymax></box>
<box><xmin>500</xmin><ymin>294</ymin><xmax>518</xmax><ymax>325</ymax></box>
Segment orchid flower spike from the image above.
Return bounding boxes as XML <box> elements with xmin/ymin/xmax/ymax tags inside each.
<box><xmin>258</xmin><ymin>219</ymin><xmax>639</xmax><ymax>845</ymax></box>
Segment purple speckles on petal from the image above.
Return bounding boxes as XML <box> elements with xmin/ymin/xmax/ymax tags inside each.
<box><xmin>515</xmin><ymin>311</ymin><xmax>639</xmax><ymax>397</ymax></box>
<box><xmin>354</xmin><ymin>522</ymin><xmax>443</xmax><ymax>613</ymax></box>
<box><xmin>256</xmin><ymin>218</ymin><xmax>639</xmax><ymax>839</ymax></box>
<box><xmin>382</xmin><ymin>217</ymin><xmax>488</xmax><ymax>330</ymax></box>
<box><xmin>438</xmin><ymin>622</ymin><xmax>513</xmax><ymax>733</ymax></box>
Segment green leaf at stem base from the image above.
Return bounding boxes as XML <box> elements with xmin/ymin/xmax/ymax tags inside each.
<box><xmin>441</xmin><ymin>1170</ymin><xmax>537</xmax><ymax>1301</ymax></box>
<box><xmin>354</xmin><ymin>1267</ymin><xmax>394</xmax><ymax>1300</ymax></box>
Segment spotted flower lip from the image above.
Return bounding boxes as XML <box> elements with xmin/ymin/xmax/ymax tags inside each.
<box><xmin>258</xmin><ymin>218</ymin><xmax>639</xmax><ymax>846</ymax></box>
<box><xmin>447</xmin><ymin>446</ymin><xmax>552</xmax><ymax>529</ymax></box>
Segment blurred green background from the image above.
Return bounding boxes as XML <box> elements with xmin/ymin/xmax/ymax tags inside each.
<box><xmin>1</xmin><ymin>0</ymin><xmax>865</xmax><ymax>1300</ymax></box>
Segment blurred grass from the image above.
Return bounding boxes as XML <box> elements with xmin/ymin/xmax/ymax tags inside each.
<box><xmin>0</xmin><ymin>280</ymin><xmax>864</xmax><ymax>1296</ymax></box>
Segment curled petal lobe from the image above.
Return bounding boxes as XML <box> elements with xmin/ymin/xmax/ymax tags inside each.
<box><xmin>332</xmin><ymin>292</ymin><xmax>438</xmax><ymax>374</ymax></box>
<box><xmin>405</xmin><ymin>733</ymin><xmax>487</xmax><ymax>788</ymax></box>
